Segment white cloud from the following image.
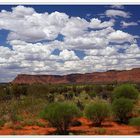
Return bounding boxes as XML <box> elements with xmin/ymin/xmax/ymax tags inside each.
<box><xmin>12</xmin><ymin>5</ymin><xmax>35</xmax><ymax>17</ymax></box>
<box><xmin>125</xmin><ymin>44</ymin><xmax>140</xmax><ymax>54</ymax></box>
<box><xmin>108</xmin><ymin>30</ymin><xmax>135</xmax><ymax>43</ymax></box>
<box><xmin>61</xmin><ymin>17</ymin><xmax>89</xmax><ymax>37</ymax></box>
<box><xmin>110</xmin><ymin>5</ymin><xmax>124</xmax><ymax>9</ymax></box>
<box><xmin>59</xmin><ymin>49</ymin><xmax>79</xmax><ymax>61</ymax></box>
<box><xmin>63</xmin><ymin>27</ymin><xmax>115</xmax><ymax>50</ymax></box>
<box><xmin>121</xmin><ymin>21</ymin><xmax>138</xmax><ymax>28</ymax></box>
<box><xmin>105</xmin><ymin>9</ymin><xmax>130</xmax><ymax>18</ymax></box>
<box><xmin>0</xmin><ymin>6</ymin><xmax>69</xmax><ymax>42</ymax></box>
<box><xmin>89</xmin><ymin>18</ymin><xmax>115</xmax><ymax>29</ymax></box>
<box><xmin>0</xmin><ymin>5</ymin><xmax>139</xmax><ymax>82</ymax></box>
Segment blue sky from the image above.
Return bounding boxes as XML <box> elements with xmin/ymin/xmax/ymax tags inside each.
<box><xmin>0</xmin><ymin>5</ymin><xmax>140</xmax><ymax>82</ymax></box>
<box><xmin>0</xmin><ymin>5</ymin><xmax>140</xmax><ymax>48</ymax></box>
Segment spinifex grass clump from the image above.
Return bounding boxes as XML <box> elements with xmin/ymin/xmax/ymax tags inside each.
<box><xmin>41</xmin><ymin>102</ymin><xmax>81</xmax><ymax>135</ymax></box>
<box><xmin>129</xmin><ymin>117</ymin><xmax>140</xmax><ymax>132</ymax></box>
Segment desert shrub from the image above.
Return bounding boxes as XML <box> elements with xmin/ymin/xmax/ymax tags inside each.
<box><xmin>11</xmin><ymin>84</ymin><xmax>22</xmax><ymax>99</ymax></box>
<box><xmin>76</xmin><ymin>100</ymin><xmax>84</xmax><ymax>111</ymax></box>
<box><xmin>41</xmin><ymin>102</ymin><xmax>81</xmax><ymax>135</ymax></box>
<box><xmin>88</xmin><ymin>92</ymin><xmax>96</xmax><ymax>99</ymax></box>
<box><xmin>17</xmin><ymin>97</ymin><xmax>46</xmax><ymax>116</ymax></box>
<box><xmin>21</xmin><ymin>118</ymin><xmax>41</xmax><ymax>127</ymax></box>
<box><xmin>36</xmin><ymin>121</ymin><xmax>46</xmax><ymax>127</ymax></box>
<box><xmin>46</xmin><ymin>93</ymin><xmax>54</xmax><ymax>103</ymax></box>
<box><xmin>84</xmin><ymin>99</ymin><xmax>111</xmax><ymax>127</ymax></box>
<box><xmin>0</xmin><ymin>120</ymin><xmax>5</xmax><ymax>127</ymax></box>
<box><xmin>93</xmin><ymin>85</ymin><xmax>103</xmax><ymax>94</ymax></box>
<box><xmin>129</xmin><ymin>117</ymin><xmax>140</xmax><ymax>131</ymax></box>
<box><xmin>70</xmin><ymin>120</ymin><xmax>82</xmax><ymax>127</ymax></box>
<box><xmin>112</xmin><ymin>98</ymin><xmax>134</xmax><ymax>123</ymax></box>
<box><xmin>63</xmin><ymin>92</ymin><xmax>74</xmax><ymax>100</ymax></box>
<box><xmin>105</xmin><ymin>85</ymin><xmax>114</xmax><ymax>91</ymax></box>
<box><xmin>55</xmin><ymin>94</ymin><xmax>65</xmax><ymax>102</ymax></box>
<box><xmin>112</xmin><ymin>84</ymin><xmax>139</xmax><ymax>101</ymax></box>
<box><xmin>27</xmin><ymin>84</ymin><xmax>51</xmax><ymax>98</ymax></box>
<box><xmin>10</xmin><ymin>101</ymin><xmax>21</xmax><ymax>123</ymax></box>
<box><xmin>135</xmin><ymin>84</ymin><xmax>140</xmax><ymax>93</ymax></box>
<box><xmin>78</xmin><ymin>92</ymin><xmax>89</xmax><ymax>100</ymax></box>
<box><xmin>94</xmin><ymin>128</ymin><xmax>106</xmax><ymax>135</ymax></box>
<box><xmin>0</xmin><ymin>85</ymin><xmax>12</xmax><ymax>101</ymax></box>
<box><xmin>84</xmin><ymin>85</ymin><xmax>93</xmax><ymax>93</ymax></box>
<box><xmin>14</xmin><ymin>124</ymin><xmax>23</xmax><ymax>130</ymax></box>
<box><xmin>72</xmin><ymin>85</ymin><xmax>77</xmax><ymax>93</ymax></box>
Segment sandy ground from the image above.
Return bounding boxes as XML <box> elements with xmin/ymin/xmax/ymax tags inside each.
<box><xmin>0</xmin><ymin>118</ymin><xmax>139</xmax><ymax>135</ymax></box>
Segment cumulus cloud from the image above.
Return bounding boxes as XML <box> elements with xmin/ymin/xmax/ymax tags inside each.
<box><xmin>89</xmin><ymin>18</ymin><xmax>115</xmax><ymax>29</ymax></box>
<box><xmin>12</xmin><ymin>5</ymin><xmax>35</xmax><ymax>16</ymax></box>
<box><xmin>59</xmin><ymin>49</ymin><xmax>79</xmax><ymax>61</ymax></box>
<box><xmin>110</xmin><ymin>5</ymin><xmax>124</xmax><ymax>9</ymax></box>
<box><xmin>0</xmin><ymin>5</ymin><xmax>139</xmax><ymax>82</ymax></box>
<box><xmin>105</xmin><ymin>9</ymin><xmax>131</xmax><ymax>18</ymax></box>
<box><xmin>0</xmin><ymin>6</ymin><xmax>69</xmax><ymax>42</ymax></box>
<box><xmin>121</xmin><ymin>21</ymin><xmax>138</xmax><ymax>28</ymax></box>
<box><xmin>107</xmin><ymin>30</ymin><xmax>135</xmax><ymax>43</ymax></box>
<box><xmin>61</xmin><ymin>17</ymin><xmax>89</xmax><ymax>37</ymax></box>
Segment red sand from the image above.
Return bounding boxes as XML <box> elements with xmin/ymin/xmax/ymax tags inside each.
<box><xmin>0</xmin><ymin>118</ymin><xmax>139</xmax><ymax>135</ymax></box>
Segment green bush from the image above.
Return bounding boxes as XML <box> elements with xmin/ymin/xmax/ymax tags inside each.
<box><xmin>112</xmin><ymin>84</ymin><xmax>139</xmax><ymax>101</ymax></box>
<box><xmin>112</xmin><ymin>98</ymin><xmax>134</xmax><ymax>123</ymax></box>
<box><xmin>10</xmin><ymin>102</ymin><xmax>21</xmax><ymax>123</ymax></box>
<box><xmin>76</xmin><ymin>100</ymin><xmax>84</xmax><ymax>111</ymax></box>
<box><xmin>129</xmin><ymin>117</ymin><xmax>140</xmax><ymax>131</ymax></box>
<box><xmin>63</xmin><ymin>92</ymin><xmax>74</xmax><ymax>100</ymax></box>
<box><xmin>41</xmin><ymin>102</ymin><xmax>81</xmax><ymax>135</ymax></box>
<box><xmin>0</xmin><ymin>120</ymin><xmax>5</xmax><ymax>127</ymax></box>
<box><xmin>0</xmin><ymin>86</ymin><xmax>11</xmax><ymax>101</ymax></box>
<box><xmin>94</xmin><ymin>128</ymin><xmax>106</xmax><ymax>135</ymax></box>
<box><xmin>36</xmin><ymin>121</ymin><xmax>46</xmax><ymax>127</ymax></box>
<box><xmin>93</xmin><ymin>85</ymin><xmax>103</xmax><ymax>94</ymax></box>
<box><xmin>88</xmin><ymin>92</ymin><xmax>96</xmax><ymax>99</ymax></box>
<box><xmin>70</xmin><ymin>120</ymin><xmax>82</xmax><ymax>127</ymax></box>
<box><xmin>84</xmin><ymin>99</ymin><xmax>111</xmax><ymax>127</ymax></box>
<box><xmin>46</xmin><ymin>93</ymin><xmax>54</xmax><ymax>103</ymax></box>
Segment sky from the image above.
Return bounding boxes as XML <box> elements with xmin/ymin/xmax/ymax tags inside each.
<box><xmin>0</xmin><ymin>5</ymin><xmax>140</xmax><ymax>82</ymax></box>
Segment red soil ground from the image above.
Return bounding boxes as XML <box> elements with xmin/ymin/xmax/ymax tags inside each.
<box><xmin>0</xmin><ymin>117</ymin><xmax>139</xmax><ymax>135</ymax></box>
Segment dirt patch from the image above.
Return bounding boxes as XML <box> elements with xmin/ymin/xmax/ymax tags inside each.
<box><xmin>70</xmin><ymin>118</ymin><xmax>139</xmax><ymax>135</ymax></box>
<box><xmin>0</xmin><ymin>124</ymin><xmax>56</xmax><ymax>135</ymax></box>
<box><xmin>0</xmin><ymin>118</ymin><xmax>139</xmax><ymax>135</ymax></box>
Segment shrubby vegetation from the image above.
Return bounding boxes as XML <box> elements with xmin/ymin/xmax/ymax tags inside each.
<box><xmin>0</xmin><ymin>83</ymin><xmax>139</xmax><ymax>134</ymax></box>
<box><xmin>112</xmin><ymin>98</ymin><xmax>134</xmax><ymax>123</ymax></box>
<box><xmin>129</xmin><ymin>117</ymin><xmax>140</xmax><ymax>131</ymax></box>
<box><xmin>84</xmin><ymin>99</ymin><xmax>111</xmax><ymax>126</ymax></box>
<box><xmin>41</xmin><ymin>102</ymin><xmax>81</xmax><ymax>134</ymax></box>
<box><xmin>112</xmin><ymin>84</ymin><xmax>139</xmax><ymax>101</ymax></box>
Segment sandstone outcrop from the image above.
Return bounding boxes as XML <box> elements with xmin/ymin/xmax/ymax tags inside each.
<box><xmin>12</xmin><ymin>68</ymin><xmax>140</xmax><ymax>84</ymax></box>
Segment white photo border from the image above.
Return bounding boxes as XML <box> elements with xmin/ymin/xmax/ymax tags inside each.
<box><xmin>0</xmin><ymin>1</ymin><xmax>140</xmax><ymax>140</ymax></box>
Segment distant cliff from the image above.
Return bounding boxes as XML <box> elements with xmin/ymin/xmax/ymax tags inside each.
<box><xmin>12</xmin><ymin>68</ymin><xmax>140</xmax><ymax>84</ymax></box>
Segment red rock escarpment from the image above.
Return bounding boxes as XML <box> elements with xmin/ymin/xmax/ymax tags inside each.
<box><xmin>12</xmin><ymin>68</ymin><xmax>140</xmax><ymax>84</ymax></box>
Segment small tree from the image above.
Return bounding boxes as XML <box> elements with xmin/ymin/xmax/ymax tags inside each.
<box><xmin>76</xmin><ymin>100</ymin><xmax>84</xmax><ymax>111</ymax></box>
<box><xmin>84</xmin><ymin>99</ymin><xmax>111</xmax><ymax>127</ymax></box>
<box><xmin>41</xmin><ymin>102</ymin><xmax>80</xmax><ymax>135</ymax></box>
<box><xmin>112</xmin><ymin>84</ymin><xmax>139</xmax><ymax>101</ymax></box>
<box><xmin>46</xmin><ymin>93</ymin><xmax>54</xmax><ymax>103</ymax></box>
<box><xmin>11</xmin><ymin>84</ymin><xmax>22</xmax><ymax>99</ymax></box>
<box><xmin>129</xmin><ymin>117</ymin><xmax>140</xmax><ymax>132</ymax></box>
<box><xmin>112</xmin><ymin>98</ymin><xmax>134</xmax><ymax>124</ymax></box>
<box><xmin>63</xmin><ymin>92</ymin><xmax>73</xmax><ymax>100</ymax></box>
<box><xmin>88</xmin><ymin>92</ymin><xmax>96</xmax><ymax>99</ymax></box>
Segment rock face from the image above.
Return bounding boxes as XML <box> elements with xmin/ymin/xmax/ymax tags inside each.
<box><xmin>12</xmin><ymin>68</ymin><xmax>140</xmax><ymax>84</ymax></box>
